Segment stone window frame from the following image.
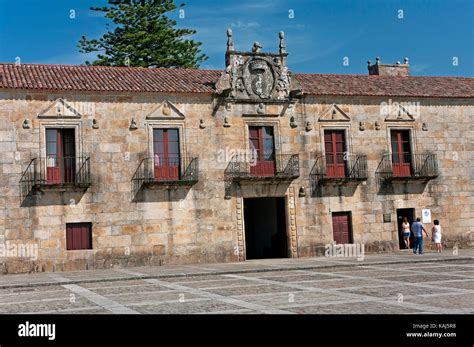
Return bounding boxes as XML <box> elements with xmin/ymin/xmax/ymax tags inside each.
<box><xmin>39</xmin><ymin>120</ymin><xmax>83</xmax><ymax>160</ymax></box>
<box><xmin>145</xmin><ymin>120</ymin><xmax>187</xmax><ymax>165</ymax></box>
<box><xmin>242</xmin><ymin>118</ymin><xmax>282</xmax><ymax>156</ymax></box>
<box><xmin>318</xmin><ymin>123</ymin><xmax>353</xmax><ymax>158</ymax></box>
<box><xmin>385</xmin><ymin>124</ymin><xmax>419</xmax><ymax>156</ymax></box>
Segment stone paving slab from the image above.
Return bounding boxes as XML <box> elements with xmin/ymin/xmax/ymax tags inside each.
<box><xmin>0</xmin><ymin>249</ymin><xmax>471</xmax><ymax>289</ymax></box>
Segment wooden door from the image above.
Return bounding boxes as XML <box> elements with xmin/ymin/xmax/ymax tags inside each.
<box><xmin>249</xmin><ymin>126</ymin><xmax>275</xmax><ymax>176</ymax></box>
<box><xmin>391</xmin><ymin>130</ymin><xmax>412</xmax><ymax>176</ymax></box>
<box><xmin>324</xmin><ymin>130</ymin><xmax>346</xmax><ymax>178</ymax></box>
<box><xmin>153</xmin><ymin>128</ymin><xmax>180</xmax><ymax>180</ymax></box>
<box><xmin>332</xmin><ymin>212</ymin><xmax>351</xmax><ymax>244</ymax></box>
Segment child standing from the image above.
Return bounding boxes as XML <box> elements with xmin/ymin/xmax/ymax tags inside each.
<box><xmin>432</xmin><ymin>219</ymin><xmax>443</xmax><ymax>253</ymax></box>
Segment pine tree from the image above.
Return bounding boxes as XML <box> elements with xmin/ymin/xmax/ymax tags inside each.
<box><xmin>78</xmin><ymin>0</ymin><xmax>207</xmax><ymax>68</ymax></box>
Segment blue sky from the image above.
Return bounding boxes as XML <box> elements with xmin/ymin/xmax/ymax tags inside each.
<box><xmin>0</xmin><ymin>0</ymin><xmax>473</xmax><ymax>76</ymax></box>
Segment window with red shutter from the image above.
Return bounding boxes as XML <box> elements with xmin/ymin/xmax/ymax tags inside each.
<box><xmin>390</xmin><ymin>130</ymin><xmax>412</xmax><ymax>176</ymax></box>
<box><xmin>324</xmin><ymin>130</ymin><xmax>347</xmax><ymax>178</ymax></box>
<box><xmin>66</xmin><ymin>223</ymin><xmax>92</xmax><ymax>250</ymax></box>
<box><xmin>153</xmin><ymin>128</ymin><xmax>180</xmax><ymax>180</ymax></box>
<box><xmin>249</xmin><ymin>126</ymin><xmax>275</xmax><ymax>176</ymax></box>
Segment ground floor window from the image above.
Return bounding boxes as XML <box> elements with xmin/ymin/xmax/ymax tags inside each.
<box><xmin>66</xmin><ymin>223</ymin><xmax>92</xmax><ymax>250</ymax></box>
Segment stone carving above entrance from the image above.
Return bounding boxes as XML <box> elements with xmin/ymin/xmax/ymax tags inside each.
<box><xmin>216</xmin><ymin>30</ymin><xmax>302</xmax><ymax>102</ymax></box>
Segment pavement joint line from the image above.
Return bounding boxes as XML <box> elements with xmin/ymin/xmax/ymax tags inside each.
<box><xmin>0</xmin><ymin>256</ymin><xmax>471</xmax><ymax>290</ymax></box>
<box><xmin>47</xmin><ymin>272</ymin><xmax>140</xmax><ymax>314</ymax></box>
<box><xmin>223</xmin><ymin>273</ymin><xmax>468</xmax><ymax>314</ymax></box>
<box><xmin>62</xmin><ymin>284</ymin><xmax>140</xmax><ymax>314</ymax></box>
<box><xmin>117</xmin><ymin>269</ymin><xmax>294</xmax><ymax>315</ymax></box>
<box><xmin>298</xmin><ymin>268</ymin><xmax>474</xmax><ymax>295</ymax></box>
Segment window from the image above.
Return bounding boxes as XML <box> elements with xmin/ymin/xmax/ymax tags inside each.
<box><xmin>249</xmin><ymin>126</ymin><xmax>275</xmax><ymax>176</ymax></box>
<box><xmin>324</xmin><ymin>130</ymin><xmax>346</xmax><ymax>178</ymax></box>
<box><xmin>45</xmin><ymin>128</ymin><xmax>76</xmax><ymax>184</ymax></box>
<box><xmin>153</xmin><ymin>128</ymin><xmax>180</xmax><ymax>180</ymax></box>
<box><xmin>390</xmin><ymin>129</ymin><xmax>412</xmax><ymax>176</ymax></box>
<box><xmin>66</xmin><ymin>223</ymin><xmax>92</xmax><ymax>250</ymax></box>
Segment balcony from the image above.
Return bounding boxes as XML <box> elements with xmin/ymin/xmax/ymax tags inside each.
<box><xmin>224</xmin><ymin>153</ymin><xmax>299</xmax><ymax>198</ymax></box>
<box><xmin>376</xmin><ymin>152</ymin><xmax>439</xmax><ymax>184</ymax></box>
<box><xmin>20</xmin><ymin>156</ymin><xmax>91</xmax><ymax>201</ymax></box>
<box><xmin>310</xmin><ymin>154</ymin><xmax>368</xmax><ymax>187</ymax></box>
<box><xmin>131</xmin><ymin>156</ymin><xmax>199</xmax><ymax>197</ymax></box>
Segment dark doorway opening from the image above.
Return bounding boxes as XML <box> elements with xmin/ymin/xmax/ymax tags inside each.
<box><xmin>244</xmin><ymin>197</ymin><xmax>288</xmax><ymax>259</ymax></box>
<box><xmin>332</xmin><ymin>211</ymin><xmax>352</xmax><ymax>244</ymax></box>
<box><xmin>396</xmin><ymin>208</ymin><xmax>415</xmax><ymax>249</ymax></box>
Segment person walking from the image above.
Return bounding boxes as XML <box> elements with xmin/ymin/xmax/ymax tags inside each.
<box><xmin>411</xmin><ymin>217</ymin><xmax>429</xmax><ymax>255</ymax></box>
<box><xmin>432</xmin><ymin>219</ymin><xmax>443</xmax><ymax>253</ymax></box>
<box><xmin>401</xmin><ymin>217</ymin><xmax>411</xmax><ymax>249</ymax></box>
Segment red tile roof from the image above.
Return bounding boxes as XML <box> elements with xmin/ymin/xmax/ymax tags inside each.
<box><xmin>0</xmin><ymin>63</ymin><xmax>473</xmax><ymax>98</ymax></box>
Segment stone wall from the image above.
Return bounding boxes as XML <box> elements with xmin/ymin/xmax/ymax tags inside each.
<box><xmin>0</xmin><ymin>89</ymin><xmax>472</xmax><ymax>273</ymax></box>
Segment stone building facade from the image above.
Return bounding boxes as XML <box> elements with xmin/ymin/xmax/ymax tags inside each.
<box><xmin>0</xmin><ymin>32</ymin><xmax>473</xmax><ymax>273</ymax></box>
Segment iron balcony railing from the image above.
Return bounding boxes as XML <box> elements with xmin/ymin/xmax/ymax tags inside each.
<box><xmin>224</xmin><ymin>153</ymin><xmax>299</xmax><ymax>198</ymax></box>
<box><xmin>225</xmin><ymin>153</ymin><xmax>300</xmax><ymax>179</ymax></box>
<box><xmin>310</xmin><ymin>154</ymin><xmax>368</xmax><ymax>186</ymax></box>
<box><xmin>131</xmin><ymin>156</ymin><xmax>199</xmax><ymax>196</ymax></box>
<box><xmin>19</xmin><ymin>155</ymin><xmax>91</xmax><ymax>201</ymax></box>
<box><xmin>375</xmin><ymin>152</ymin><xmax>439</xmax><ymax>182</ymax></box>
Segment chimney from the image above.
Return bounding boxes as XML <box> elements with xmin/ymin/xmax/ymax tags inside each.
<box><xmin>367</xmin><ymin>57</ymin><xmax>409</xmax><ymax>76</ymax></box>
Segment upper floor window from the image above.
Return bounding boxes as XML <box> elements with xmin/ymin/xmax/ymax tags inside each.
<box><xmin>45</xmin><ymin>128</ymin><xmax>76</xmax><ymax>184</ymax></box>
<box><xmin>249</xmin><ymin>126</ymin><xmax>275</xmax><ymax>176</ymax></box>
<box><xmin>390</xmin><ymin>129</ymin><xmax>412</xmax><ymax>177</ymax></box>
<box><xmin>153</xmin><ymin>128</ymin><xmax>180</xmax><ymax>181</ymax></box>
<box><xmin>324</xmin><ymin>129</ymin><xmax>346</xmax><ymax>178</ymax></box>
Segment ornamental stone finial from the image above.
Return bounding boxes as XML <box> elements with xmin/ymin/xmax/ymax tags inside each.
<box><xmin>226</xmin><ymin>28</ymin><xmax>234</xmax><ymax>52</ymax></box>
<box><xmin>252</xmin><ymin>41</ymin><xmax>262</xmax><ymax>53</ymax></box>
<box><xmin>279</xmin><ymin>31</ymin><xmax>286</xmax><ymax>54</ymax></box>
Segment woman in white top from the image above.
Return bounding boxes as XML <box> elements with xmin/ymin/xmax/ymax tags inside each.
<box><xmin>432</xmin><ymin>219</ymin><xmax>442</xmax><ymax>253</ymax></box>
<box><xmin>402</xmin><ymin>217</ymin><xmax>411</xmax><ymax>249</ymax></box>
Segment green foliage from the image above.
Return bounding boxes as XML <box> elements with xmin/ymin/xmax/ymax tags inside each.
<box><xmin>78</xmin><ymin>0</ymin><xmax>207</xmax><ymax>68</ymax></box>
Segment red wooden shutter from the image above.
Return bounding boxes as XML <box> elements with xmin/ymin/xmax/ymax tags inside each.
<box><xmin>249</xmin><ymin>126</ymin><xmax>275</xmax><ymax>176</ymax></box>
<box><xmin>332</xmin><ymin>213</ymin><xmax>351</xmax><ymax>244</ymax></box>
<box><xmin>391</xmin><ymin>130</ymin><xmax>411</xmax><ymax>176</ymax></box>
<box><xmin>325</xmin><ymin>130</ymin><xmax>346</xmax><ymax>178</ymax></box>
<box><xmin>66</xmin><ymin>223</ymin><xmax>92</xmax><ymax>250</ymax></box>
<box><xmin>153</xmin><ymin>129</ymin><xmax>180</xmax><ymax>180</ymax></box>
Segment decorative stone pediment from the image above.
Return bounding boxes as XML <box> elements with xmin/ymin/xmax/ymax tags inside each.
<box><xmin>383</xmin><ymin>103</ymin><xmax>416</xmax><ymax>122</ymax></box>
<box><xmin>37</xmin><ymin>98</ymin><xmax>81</xmax><ymax>118</ymax></box>
<box><xmin>216</xmin><ymin>30</ymin><xmax>302</xmax><ymax>103</ymax></box>
<box><xmin>318</xmin><ymin>104</ymin><xmax>350</xmax><ymax>122</ymax></box>
<box><xmin>146</xmin><ymin>100</ymin><xmax>185</xmax><ymax>120</ymax></box>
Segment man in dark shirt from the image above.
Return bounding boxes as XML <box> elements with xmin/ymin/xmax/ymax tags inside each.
<box><xmin>411</xmin><ymin>217</ymin><xmax>429</xmax><ymax>255</ymax></box>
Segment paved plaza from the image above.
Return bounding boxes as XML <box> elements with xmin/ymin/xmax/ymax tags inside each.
<box><xmin>0</xmin><ymin>250</ymin><xmax>473</xmax><ymax>314</ymax></box>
